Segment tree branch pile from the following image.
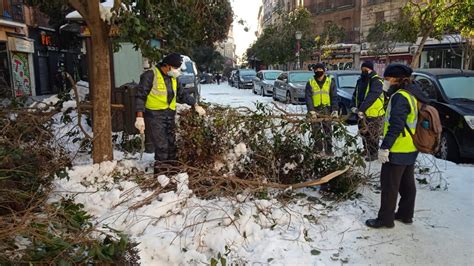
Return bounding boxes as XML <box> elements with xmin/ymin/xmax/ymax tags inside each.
<box><xmin>173</xmin><ymin>104</ymin><xmax>366</xmax><ymax>198</ymax></box>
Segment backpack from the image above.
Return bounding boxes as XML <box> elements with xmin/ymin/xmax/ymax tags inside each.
<box><xmin>406</xmin><ymin>103</ymin><xmax>442</xmax><ymax>154</ymax></box>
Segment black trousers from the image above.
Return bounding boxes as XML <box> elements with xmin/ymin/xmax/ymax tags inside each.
<box><xmin>358</xmin><ymin>116</ymin><xmax>383</xmax><ymax>158</ymax></box>
<box><xmin>378</xmin><ymin>162</ymin><xmax>416</xmax><ymax>223</ymax></box>
<box><xmin>144</xmin><ymin>110</ymin><xmax>177</xmax><ymax>166</ymax></box>
<box><xmin>311</xmin><ymin>121</ymin><xmax>333</xmax><ymax>154</ymax></box>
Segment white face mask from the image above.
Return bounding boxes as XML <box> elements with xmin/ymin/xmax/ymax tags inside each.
<box><xmin>168</xmin><ymin>68</ymin><xmax>181</xmax><ymax>78</ymax></box>
<box><xmin>382</xmin><ymin>81</ymin><xmax>391</xmax><ymax>92</ymax></box>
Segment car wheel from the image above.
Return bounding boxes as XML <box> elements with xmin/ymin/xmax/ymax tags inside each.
<box><xmin>438</xmin><ymin>131</ymin><xmax>460</xmax><ymax>163</ymax></box>
<box><xmin>286</xmin><ymin>91</ymin><xmax>292</xmax><ymax>104</ymax></box>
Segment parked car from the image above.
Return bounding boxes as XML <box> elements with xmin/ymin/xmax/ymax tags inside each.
<box><xmin>327</xmin><ymin>70</ymin><xmax>361</xmax><ymax>124</ymax></box>
<box><xmin>229</xmin><ymin>70</ymin><xmax>238</xmax><ymax>87</ymax></box>
<box><xmin>273</xmin><ymin>71</ymin><xmax>313</xmax><ymax>104</ymax></box>
<box><xmin>199</xmin><ymin>73</ymin><xmax>214</xmax><ymax>84</ymax></box>
<box><xmin>178</xmin><ymin>55</ymin><xmax>201</xmax><ymax>102</ymax></box>
<box><xmin>412</xmin><ymin>69</ymin><xmax>474</xmax><ymax>162</ymax></box>
<box><xmin>253</xmin><ymin>70</ymin><xmax>283</xmax><ymax>96</ymax></box>
<box><xmin>236</xmin><ymin>69</ymin><xmax>257</xmax><ymax>89</ymax></box>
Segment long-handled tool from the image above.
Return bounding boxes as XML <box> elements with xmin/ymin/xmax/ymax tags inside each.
<box><xmin>139</xmin><ymin>131</ymin><xmax>145</xmax><ymax>160</ymax></box>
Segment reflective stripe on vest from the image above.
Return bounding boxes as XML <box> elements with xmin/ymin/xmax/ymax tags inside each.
<box><xmin>355</xmin><ymin>74</ymin><xmax>385</xmax><ymax>117</ymax></box>
<box><xmin>145</xmin><ymin>67</ymin><xmax>177</xmax><ymax>110</ymax></box>
<box><xmin>309</xmin><ymin>77</ymin><xmax>331</xmax><ymax>107</ymax></box>
<box><xmin>383</xmin><ymin>89</ymin><xmax>418</xmax><ymax>153</ymax></box>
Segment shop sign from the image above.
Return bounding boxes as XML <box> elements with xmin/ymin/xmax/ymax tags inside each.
<box><xmin>8</xmin><ymin>37</ymin><xmax>34</xmax><ymax>53</ymax></box>
<box><xmin>11</xmin><ymin>52</ymin><xmax>32</xmax><ymax>97</ymax></box>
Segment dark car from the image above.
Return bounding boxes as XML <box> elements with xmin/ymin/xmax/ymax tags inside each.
<box><xmin>273</xmin><ymin>71</ymin><xmax>313</xmax><ymax>104</ymax></box>
<box><xmin>253</xmin><ymin>70</ymin><xmax>282</xmax><ymax>96</ymax></box>
<box><xmin>412</xmin><ymin>69</ymin><xmax>474</xmax><ymax>162</ymax></box>
<box><xmin>327</xmin><ymin>70</ymin><xmax>362</xmax><ymax>124</ymax></box>
<box><xmin>236</xmin><ymin>69</ymin><xmax>257</xmax><ymax>89</ymax></box>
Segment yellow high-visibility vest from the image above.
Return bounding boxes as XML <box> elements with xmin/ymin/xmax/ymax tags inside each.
<box><xmin>383</xmin><ymin>89</ymin><xmax>418</xmax><ymax>153</ymax></box>
<box><xmin>145</xmin><ymin>67</ymin><xmax>177</xmax><ymax>110</ymax></box>
<box><xmin>309</xmin><ymin>77</ymin><xmax>331</xmax><ymax>107</ymax></box>
<box><xmin>356</xmin><ymin>75</ymin><xmax>385</xmax><ymax>117</ymax></box>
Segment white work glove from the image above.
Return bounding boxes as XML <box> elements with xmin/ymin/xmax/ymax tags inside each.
<box><xmin>357</xmin><ymin>111</ymin><xmax>365</xmax><ymax>119</ymax></box>
<box><xmin>134</xmin><ymin>117</ymin><xmax>145</xmax><ymax>133</ymax></box>
<box><xmin>351</xmin><ymin>107</ymin><xmax>358</xmax><ymax>113</ymax></box>
<box><xmin>378</xmin><ymin>149</ymin><xmax>390</xmax><ymax>164</ymax></box>
<box><xmin>194</xmin><ymin>105</ymin><xmax>206</xmax><ymax>116</ymax></box>
<box><xmin>331</xmin><ymin>111</ymin><xmax>338</xmax><ymax>117</ymax></box>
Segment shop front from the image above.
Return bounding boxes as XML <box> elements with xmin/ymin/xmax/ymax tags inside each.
<box><xmin>420</xmin><ymin>44</ymin><xmax>463</xmax><ymax>69</ymax></box>
<box><xmin>319</xmin><ymin>44</ymin><xmax>360</xmax><ymax>70</ymax></box>
<box><xmin>29</xmin><ymin>27</ymin><xmax>85</xmax><ymax>96</ymax></box>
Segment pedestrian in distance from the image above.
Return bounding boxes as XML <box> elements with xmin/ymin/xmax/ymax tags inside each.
<box><xmin>134</xmin><ymin>53</ymin><xmax>206</xmax><ymax>175</ymax></box>
<box><xmin>215</xmin><ymin>73</ymin><xmax>221</xmax><ymax>85</ymax></box>
<box><xmin>366</xmin><ymin>63</ymin><xmax>429</xmax><ymax>229</ymax></box>
<box><xmin>305</xmin><ymin>63</ymin><xmax>339</xmax><ymax>155</ymax></box>
<box><xmin>351</xmin><ymin>61</ymin><xmax>385</xmax><ymax>161</ymax></box>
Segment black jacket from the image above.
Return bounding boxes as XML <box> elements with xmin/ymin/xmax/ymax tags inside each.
<box><xmin>351</xmin><ymin>71</ymin><xmax>383</xmax><ymax>113</ymax></box>
<box><xmin>305</xmin><ymin>75</ymin><xmax>339</xmax><ymax>113</ymax></box>
<box><xmin>380</xmin><ymin>82</ymin><xmax>429</xmax><ymax>165</ymax></box>
<box><xmin>136</xmin><ymin>65</ymin><xmax>196</xmax><ymax>115</ymax></box>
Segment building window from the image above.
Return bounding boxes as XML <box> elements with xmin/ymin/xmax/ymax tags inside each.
<box><xmin>375</xmin><ymin>11</ymin><xmax>385</xmax><ymax>23</ymax></box>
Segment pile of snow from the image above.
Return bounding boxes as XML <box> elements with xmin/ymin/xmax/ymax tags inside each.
<box><xmin>50</xmin><ymin>153</ymin><xmax>474</xmax><ymax>265</ymax></box>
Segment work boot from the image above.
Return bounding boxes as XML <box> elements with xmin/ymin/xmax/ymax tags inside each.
<box><xmin>365</xmin><ymin>218</ymin><xmax>394</xmax><ymax>229</ymax></box>
<box><xmin>394</xmin><ymin>213</ymin><xmax>413</xmax><ymax>224</ymax></box>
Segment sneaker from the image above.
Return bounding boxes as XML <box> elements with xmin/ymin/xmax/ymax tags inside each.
<box><xmin>365</xmin><ymin>218</ymin><xmax>394</xmax><ymax>229</ymax></box>
<box><xmin>394</xmin><ymin>213</ymin><xmax>413</xmax><ymax>224</ymax></box>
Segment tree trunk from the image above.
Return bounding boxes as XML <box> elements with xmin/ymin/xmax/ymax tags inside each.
<box><xmin>84</xmin><ymin>0</ymin><xmax>114</xmax><ymax>163</ymax></box>
<box><xmin>463</xmin><ymin>41</ymin><xmax>473</xmax><ymax>70</ymax></box>
<box><xmin>411</xmin><ymin>33</ymin><xmax>430</xmax><ymax>68</ymax></box>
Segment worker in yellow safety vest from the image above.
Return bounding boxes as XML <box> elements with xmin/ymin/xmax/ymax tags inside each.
<box><xmin>305</xmin><ymin>63</ymin><xmax>339</xmax><ymax>155</ymax></box>
<box><xmin>366</xmin><ymin>63</ymin><xmax>429</xmax><ymax>229</ymax></box>
<box><xmin>135</xmin><ymin>53</ymin><xmax>206</xmax><ymax>175</ymax></box>
<box><xmin>351</xmin><ymin>61</ymin><xmax>385</xmax><ymax>161</ymax></box>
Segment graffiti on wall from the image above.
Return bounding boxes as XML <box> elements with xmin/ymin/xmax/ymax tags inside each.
<box><xmin>11</xmin><ymin>52</ymin><xmax>32</xmax><ymax>97</ymax></box>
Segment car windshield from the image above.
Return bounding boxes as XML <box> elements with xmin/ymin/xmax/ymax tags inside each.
<box><xmin>182</xmin><ymin>61</ymin><xmax>194</xmax><ymax>74</ymax></box>
<box><xmin>337</xmin><ymin>74</ymin><xmax>359</xmax><ymax>89</ymax></box>
<box><xmin>289</xmin><ymin>72</ymin><xmax>313</xmax><ymax>83</ymax></box>
<box><xmin>264</xmin><ymin>72</ymin><xmax>281</xmax><ymax>80</ymax></box>
<box><xmin>239</xmin><ymin>70</ymin><xmax>256</xmax><ymax>77</ymax></box>
<box><xmin>337</xmin><ymin>74</ymin><xmax>359</xmax><ymax>94</ymax></box>
<box><xmin>438</xmin><ymin>75</ymin><xmax>474</xmax><ymax>101</ymax></box>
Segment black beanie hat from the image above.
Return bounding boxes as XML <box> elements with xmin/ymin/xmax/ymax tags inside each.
<box><xmin>383</xmin><ymin>63</ymin><xmax>413</xmax><ymax>78</ymax></box>
<box><xmin>162</xmin><ymin>53</ymin><xmax>183</xmax><ymax>68</ymax></box>
<box><xmin>361</xmin><ymin>61</ymin><xmax>374</xmax><ymax>71</ymax></box>
<box><xmin>313</xmin><ymin>63</ymin><xmax>326</xmax><ymax>71</ymax></box>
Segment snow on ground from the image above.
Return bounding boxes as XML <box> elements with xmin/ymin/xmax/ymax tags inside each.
<box><xmin>49</xmin><ymin>82</ymin><xmax>474</xmax><ymax>265</ymax></box>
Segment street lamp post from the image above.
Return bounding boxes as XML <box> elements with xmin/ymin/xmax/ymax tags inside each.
<box><xmin>295</xmin><ymin>31</ymin><xmax>303</xmax><ymax>70</ymax></box>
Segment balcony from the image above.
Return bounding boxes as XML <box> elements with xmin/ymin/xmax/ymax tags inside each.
<box><xmin>309</xmin><ymin>0</ymin><xmax>355</xmax><ymax>14</ymax></box>
<box><xmin>367</xmin><ymin>0</ymin><xmax>390</xmax><ymax>5</ymax></box>
<box><xmin>1</xmin><ymin>0</ymin><xmax>24</xmax><ymax>23</ymax></box>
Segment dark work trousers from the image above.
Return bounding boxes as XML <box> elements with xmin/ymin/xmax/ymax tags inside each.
<box><xmin>358</xmin><ymin>116</ymin><xmax>383</xmax><ymax>159</ymax></box>
<box><xmin>378</xmin><ymin>162</ymin><xmax>416</xmax><ymax>223</ymax></box>
<box><xmin>311</xmin><ymin>121</ymin><xmax>333</xmax><ymax>154</ymax></box>
<box><xmin>144</xmin><ymin>109</ymin><xmax>177</xmax><ymax>170</ymax></box>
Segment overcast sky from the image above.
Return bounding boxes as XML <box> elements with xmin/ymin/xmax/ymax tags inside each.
<box><xmin>230</xmin><ymin>0</ymin><xmax>261</xmax><ymax>59</ymax></box>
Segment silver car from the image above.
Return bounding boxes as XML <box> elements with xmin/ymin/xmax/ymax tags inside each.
<box><xmin>273</xmin><ymin>71</ymin><xmax>314</xmax><ymax>104</ymax></box>
<box><xmin>253</xmin><ymin>70</ymin><xmax>283</xmax><ymax>96</ymax></box>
